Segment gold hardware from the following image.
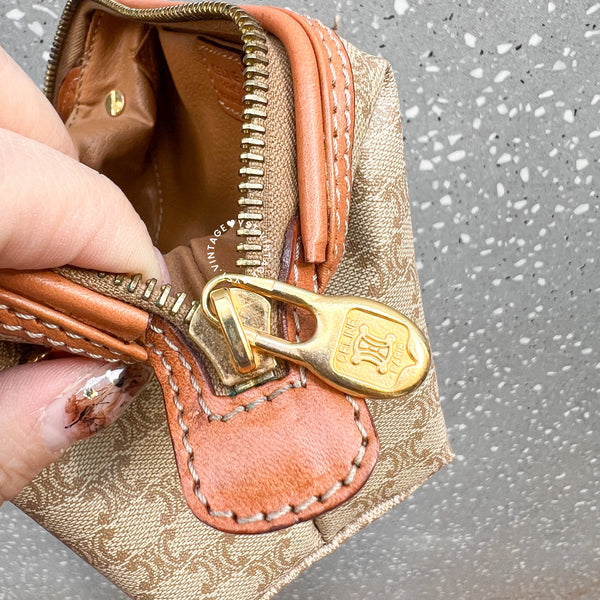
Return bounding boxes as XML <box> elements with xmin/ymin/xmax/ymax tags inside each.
<box><xmin>238</xmin><ymin>198</ymin><xmax>263</xmax><ymax>206</ymax></box>
<box><xmin>241</xmin><ymin>137</ymin><xmax>265</xmax><ymax>148</ymax></box>
<box><xmin>201</xmin><ymin>275</ymin><xmax>431</xmax><ymax>399</ymax></box>
<box><xmin>241</xmin><ymin>152</ymin><xmax>264</xmax><ymax>162</ymax></box>
<box><xmin>238</xmin><ymin>182</ymin><xmax>264</xmax><ymax>191</ymax></box>
<box><xmin>155</xmin><ymin>284</ymin><xmax>172</xmax><ymax>308</ymax></box>
<box><xmin>210</xmin><ymin>288</ymin><xmax>256</xmax><ymax>373</ymax></box>
<box><xmin>241</xmin><ymin>123</ymin><xmax>266</xmax><ymax>134</ymax></box>
<box><xmin>104</xmin><ymin>89</ymin><xmax>125</xmax><ymax>116</ymax></box>
<box><xmin>189</xmin><ymin>287</ymin><xmax>277</xmax><ymax>381</ymax></box>
<box><xmin>236</xmin><ymin>258</ymin><xmax>262</xmax><ymax>267</ymax></box>
<box><xmin>142</xmin><ymin>278</ymin><xmax>157</xmax><ymax>300</ymax></box>
<box><xmin>237</xmin><ymin>228</ymin><xmax>262</xmax><ymax>237</ymax></box>
<box><xmin>171</xmin><ymin>292</ymin><xmax>187</xmax><ymax>314</ymax></box>
<box><xmin>237</xmin><ymin>243</ymin><xmax>262</xmax><ymax>252</ymax></box>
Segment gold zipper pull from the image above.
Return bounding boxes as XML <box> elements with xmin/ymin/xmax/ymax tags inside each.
<box><xmin>200</xmin><ymin>274</ymin><xmax>431</xmax><ymax>399</ymax></box>
<box><xmin>209</xmin><ymin>288</ymin><xmax>256</xmax><ymax>374</ymax></box>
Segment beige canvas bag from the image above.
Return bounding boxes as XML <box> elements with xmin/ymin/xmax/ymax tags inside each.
<box><xmin>0</xmin><ymin>1</ymin><xmax>453</xmax><ymax>597</ymax></box>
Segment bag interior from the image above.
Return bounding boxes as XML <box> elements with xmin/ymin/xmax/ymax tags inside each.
<box><xmin>59</xmin><ymin>10</ymin><xmax>258</xmax><ymax>297</ymax></box>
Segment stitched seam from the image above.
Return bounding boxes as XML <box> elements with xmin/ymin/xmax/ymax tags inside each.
<box><xmin>151</xmin><ymin>153</ymin><xmax>164</xmax><ymax>245</ymax></box>
<box><xmin>308</xmin><ymin>18</ymin><xmax>352</xmax><ymax>260</ymax></box>
<box><xmin>325</xmin><ymin>24</ymin><xmax>352</xmax><ymax>246</ymax></box>
<box><xmin>196</xmin><ymin>39</ymin><xmax>244</xmax><ymax>119</ymax></box>
<box><xmin>149</xmin><ymin>321</ymin><xmax>305</xmax><ymax>422</ymax></box>
<box><xmin>0</xmin><ymin>303</ymin><xmax>128</xmax><ymax>363</ymax></box>
<box><xmin>0</xmin><ymin>304</ymin><xmax>125</xmax><ymax>357</ymax></box>
<box><xmin>147</xmin><ymin>238</ymin><xmax>308</xmax><ymax>421</ymax></box>
<box><xmin>197</xmin><ymin>39</ymin><xmax>240</xmax><ymax>63</ymax></box>
<box><xmin>148</xmin><ymin>332</ymin><xmax>369</xmax><ymax>523</ymax></box>
<box><xmin>306</xmin><ymin>17</ymin><xmax>341</xmax><ymax>261</ymax></box>
<box><xmin>70</xmin><ymin>12</ymin><xmax>103</xmax><ymax>123</ymax></box>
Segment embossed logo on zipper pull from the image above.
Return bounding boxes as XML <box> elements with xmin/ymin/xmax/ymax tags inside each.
<box><xmin>200</xmin><ymin>274</ymin><xmax>431</xmax><ymax>399</ymax></box>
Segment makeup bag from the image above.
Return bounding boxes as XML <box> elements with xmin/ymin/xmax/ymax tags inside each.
<box><xmin>0</xmin><ymin>1</ymin><xmax>453</xmax><ymax>597</ymax></box>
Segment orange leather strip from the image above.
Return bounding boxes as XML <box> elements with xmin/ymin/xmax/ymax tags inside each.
<box><xmin>0</xmin><ymin>288</ymin><xmax>148</xmax><ymax>363</ymax></box>
<box><xmin>0</xmin><ymin>270</ymin><xmax>149</xmax><ymax>342</ymax></box>
<box><xmin>279</xmin><ymin>11</ymin><xmax>355</xmax><ymax>289</ymax></box>
<box><xmin>147</xmin><ymin>315</ymin><xmax>378</xmax><ymax>534</ymax></box>
<box><xmin>243</xmin><ymin>5</ymin><xmax>328</xmax><ymax>264</ymax></box>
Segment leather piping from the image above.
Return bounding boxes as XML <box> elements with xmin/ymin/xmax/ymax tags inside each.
<box><xmin>0</xmin><ymin>288</ymin><xmax>147</xmax><ymax>363</ymax></box>
<box><xmin>280</xmin><ymin>11</ymin><xmax>355</xmax><ymax>289</ymax></box>
<box><xmin>0</xmin><ymin>270</ymin><xmax>149</xmax><ymax>342</ymax></box>
<box><xmin>243</xmin><ymin>5</ymin><xmax>329</xmax><ymax>264</ymax></box>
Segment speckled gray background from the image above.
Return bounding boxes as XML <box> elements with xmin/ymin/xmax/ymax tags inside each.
<box><xmin>0</xmin><ymin>0</ymin><xmax>598</xmax><ymax>598</ymax></box>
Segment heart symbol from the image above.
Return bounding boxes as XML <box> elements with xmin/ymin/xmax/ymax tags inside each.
<box><xmin>227</xmin><ymin>219</ymin><xmax>235</xmax><ymax>228</ymax></box>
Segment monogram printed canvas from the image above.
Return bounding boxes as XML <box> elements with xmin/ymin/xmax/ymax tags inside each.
<box><xmin>5</xmin><ymin>35</ymin><xmax>453</xmax><ymax>600</ymax></box>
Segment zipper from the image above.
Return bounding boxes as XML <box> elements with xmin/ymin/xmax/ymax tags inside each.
<box><xmin>46</xmin><ymin>0</ymin><xmax>269</xmax><ymax>332</ymax></box>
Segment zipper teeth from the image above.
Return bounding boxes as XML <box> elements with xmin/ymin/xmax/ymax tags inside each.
<box><xmin>46</xmin><ymin>0</ymin><xmax>270</xmax><ymax>322</ymax></box>
<box><xmin>98</xmin><ymin>272</ymin><xmax>201</xmax><ymax>324</ymax></box>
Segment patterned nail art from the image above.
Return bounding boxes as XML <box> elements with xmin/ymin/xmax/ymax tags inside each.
<box><xmin>64</xmin><ymin>363</ymin><xmax>151</xmax><ymax>439</ymax></box>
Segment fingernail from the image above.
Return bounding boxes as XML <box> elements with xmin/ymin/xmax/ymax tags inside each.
<box><xmin>43</xmin><ymin>362</ymin><xmax>152</xmax><ymax>452</ymax></box>
<box><xmin>153</xmin><ymin>246</ymin><xmax>171</xmax><ymax>285</ymax></box>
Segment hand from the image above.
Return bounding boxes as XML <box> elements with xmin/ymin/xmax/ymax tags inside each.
<box><xmin>0</xmin><ymin>46</ymin><xmax>166</xmax><ymax>505</ymax></box>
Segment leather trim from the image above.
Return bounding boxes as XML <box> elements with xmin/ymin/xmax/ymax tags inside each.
<box><xmin>56</xmin><ymin>65</ymin><xmax>82</xmax><ymax>122</ymax></box>
<box><xmin>244</xmin><ymin>7</ymin><xmax>355</xmax><ymax>286</ymax></box>
<box><xmin>0</xmin><ymin>288</ymin><xmax>147</xmax><ymax>363</ymax></box>
<box><xmin>243</xmin><ymin>6</ymin><xmax>328</xmax><ymax>264</ymax></box>
<box><xmin>146</xmin><ymin>315</ymin><xmax>379</xmax><ymax>534</ymax></box>
<box><xmin>277</xmin><ymin>10</ymin><xmax>355</xmax><ymax>290</ymax></box>
<box><xmin>0</xmin><ymin>270</ymin><xmax>149</xmax><ymax>342</ymax></box>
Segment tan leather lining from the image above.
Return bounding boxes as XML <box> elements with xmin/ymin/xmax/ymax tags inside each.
<box><xmin>62</xmin><ymin>12</ymin><xmax>244</xmax><ymax>260</ymax></box>
<box><xmin>56</xmin><ymin>2</ymin><xmax>355</xmax><ymax>290</ymax></box>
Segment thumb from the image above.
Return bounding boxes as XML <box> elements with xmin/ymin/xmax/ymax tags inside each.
<box><xmin>0</xmin><ymin>357</ymin><xmax>151</xmax><ymax>504</ymax></box>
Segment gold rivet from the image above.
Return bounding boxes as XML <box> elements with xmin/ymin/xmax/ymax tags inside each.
<box><xmin>105</xmin><ymin>89</ymin><xmax>125</xmax><ymax>116</ymax></box>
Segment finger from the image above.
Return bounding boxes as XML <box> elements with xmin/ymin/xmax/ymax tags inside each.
<box><xmin>0</xmin><ymin>357</ymin><xmax>151</xmax><ymax>504</ymax></box>
<box><xmin>0</xmin><ymin>128</ymin><xmax>166</xmax><ymax>280</ymax></box>
<box><xmin>0</xmin><ymin>45</ymin><xmax>77</xmax><ymax>159</ymax></box>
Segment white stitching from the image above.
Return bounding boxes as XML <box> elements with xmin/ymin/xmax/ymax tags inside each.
<box><xmin>150</xmin><ymin>237</ymin><xmax>311</xmax><ymax>422</ymax></box>
<box><xmin>149</xmin><ymin>321</ymin><xmax>304</xmax><ymax>422</ymax></box>
<box><xmin>0</xmin><ymin>304</ymin><xmax>125</xmax><ymax>357</ymax></box>
<box><xmin>196</xmin><ymin>38</ymin><xmax>245</xmax><ymax>119</ymax></box>
<box><xmin>307</xmin><ymin>17</ymin><xmax>341</xmax><ymax>259</ymax></box>
<box><xmin>324</xmin><ymin>23</ymin><xmax>353</xmax><ymax>244</ymax></box>
<box><xmin>151</xmin><ymin>153</ymin><xmax>164</xmax><ymax>245</ymax></box>
<box><xmin>147</xmin><ymin>341</ymin><xmax>207</xmax><ymax>505</ymax></box>
<box><xmin>147</xmin><ymin>325</ymin><xmax>369</xmax><ymax>524</ymax></box>
<box><xmin>0</xmin><ymin>303</ymin><xmax>128</xmax><ymax>363</ymax></box>
<box><xmin>305</xmin><ymin>17</ymin><xmax>352</xmax><ymax>261</ymax></box>
<box><xmin>69</xmin><ymin>12</ymin><xmax>103</xmax><ymax>124</ymax></box>
<box><xmin>197</xmin><ymin>38</ymin><xmax>240</xmax><ymax>63</ymax></box>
